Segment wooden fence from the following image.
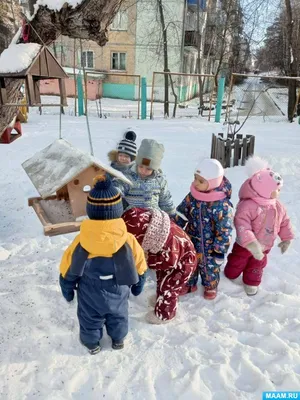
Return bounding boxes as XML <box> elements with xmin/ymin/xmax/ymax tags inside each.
<box><xmin>211</xmin><ymin>133</ymin><xmax>255</xmax><ymax>168</ymax></box>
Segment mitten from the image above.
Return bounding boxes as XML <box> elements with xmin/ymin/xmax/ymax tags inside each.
<box><xmin>278</xmin><ymin>240</ymin><xmax>291</xmax><ymax>254</ymax></box>
<box><xmin>246</xmin><ymin>241</ymin><xmax>264</xmax><ymax>260</ymax></box>
<box><xmin>62</xmin><ymin>289</ymin><xmax>74</xmax><ymax>302</ymax></box>
<box><xmin>59</xmin><ymin>274</ymin><xmax>75</xmax><ymax>302</ymax></box>
<box><xmin>131</xmin><ymin>274</ymin><xmax>146</xmax><ymax>296</ymax></box>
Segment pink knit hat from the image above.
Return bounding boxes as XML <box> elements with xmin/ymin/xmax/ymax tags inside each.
<box><xmin>195</xmin><ymin>158</ymin><xmax>224</xmax><ymax>190</ymax></box>
<box><xmin>250</xmin><ymin>169</ymin><xmax>283</xmax><ymax>199</ymax></box>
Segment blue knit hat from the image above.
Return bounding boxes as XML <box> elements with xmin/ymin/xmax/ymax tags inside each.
<box><xmin>86</xmin><ymin>175</ymin><xmax>123</xmax><ymax>220</ymax></box>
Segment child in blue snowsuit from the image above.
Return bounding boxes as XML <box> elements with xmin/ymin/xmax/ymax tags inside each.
<box><xmin>174</xmin><ymin>159</ymin><xmax>233</xmax><ymax>300</ymax></box>
<box><xmin>59</xmin><ymin>175</ymin><xmax>147</xmax><ymax>354</ymax></box>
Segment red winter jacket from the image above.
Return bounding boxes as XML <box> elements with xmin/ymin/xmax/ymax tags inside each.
<box><xmin>122</xmin><ymin>208</ymin><xmax>197</xmax><ymax>277</ymax></box>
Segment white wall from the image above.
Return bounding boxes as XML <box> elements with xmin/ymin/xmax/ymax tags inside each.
<box><xmin>135</xmin><ymin>0</ymin><xmax>185</xmax><ymax>84</ymax></box>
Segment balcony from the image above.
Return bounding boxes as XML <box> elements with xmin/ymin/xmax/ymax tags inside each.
<box><xmin>187</xmin><ymin>0</ymin><xmax>207</xmax><ymax>11</ymax></box>
<box><xmin>184</xmin><ymin>31</ymin><xmax>201</xmax><ymax>47</ymax></box>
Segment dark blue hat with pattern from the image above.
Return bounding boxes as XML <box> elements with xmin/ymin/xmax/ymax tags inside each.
<box><xmin>86</xmin><ymin>175</ymin><xmax>123</xmax><ymax>220</ymax></box>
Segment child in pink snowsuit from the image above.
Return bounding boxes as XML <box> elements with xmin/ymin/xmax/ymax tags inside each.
<box><xmin>122</xmin><ymin>207</ymin><xmax>197</xmax><ymax>324</ymax></box>
<box><xmin>224</xmin><ymin>157</ymin><xmax>294</xmax><ymax>296</ymax></box>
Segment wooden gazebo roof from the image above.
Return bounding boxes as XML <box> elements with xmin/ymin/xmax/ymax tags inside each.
<box><xmin>0</xmin><ymin>43</ymin><xmax>68</xmax><ymax>106</ymax></box>
<box><xmin>0</xmin><ymin>43</ymin><xmax>68</xmax><ymax>79</ymax></box>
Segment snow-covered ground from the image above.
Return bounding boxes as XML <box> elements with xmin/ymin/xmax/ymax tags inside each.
<box><xmin>37</xmin><ymin>94</ymin><xmax>216</xmax><ymax>120</ymax></box>
<box><xmin>0</xmin><ymin>108</ymin><xmax>300</xmax><ymax>399</ymax></box>
<box><xmin>267</xmin><ymin>88</ymin><xmax>288</xmax><ymax>116</ymax></box>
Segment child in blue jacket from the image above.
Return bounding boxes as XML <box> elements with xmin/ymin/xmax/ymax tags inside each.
<box><xmin>59</xmin><ymin>175</ymin><xmax>147</xmax><ymax>354</ymax></box>
<box><xmin>174</xmin><ymin>159</ymin><xmax>233</xmax><ymax>300</ymax></box>
<box><xmin>113</xmin><ymin>138</ymin><xmax>176</xmax><ymax>216</ymax></box>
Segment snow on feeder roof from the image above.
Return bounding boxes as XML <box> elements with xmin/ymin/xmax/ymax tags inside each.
<box><xmin>23</xmin><ymin>139</ymin><xmax>132</xmax><ymax>236</ymax></box>
<box><xmin>22</xmin><ymin>138</ymin><xmax>132</xmax><ymax>198</ymax></box>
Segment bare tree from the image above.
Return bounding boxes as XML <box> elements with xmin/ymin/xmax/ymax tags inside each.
<box><xmin>196</xmin><ymin>0</ymin><xmax>204</xmax><ymax>114</ymax></box>
<box><xmin>255</xmin><ymin>0</ymin><xmax>299</xmax><ymax>120</ymax></box>
<box><xmin>212</xmin><ymin>0</ymin><xmax>243</xmax><ymax>83</ymax></box>
<box><xmin>0</xmin><ymin>1</ymin><xmax>21</xmax><ymax>53</ymax></box>
<box><xmin>157</xmin><ymin>0</ymin><xmax>169</xmax><ymax>117</ymax></box>
<box><xmin>284</xmin><ymin>0</ymin><xmax>298</xmax><ymax>121</ymax></box>
<box><xmin>132</xmin><ymin>0</ymin><xmax>182</xmax><ymax>118</ymax></box>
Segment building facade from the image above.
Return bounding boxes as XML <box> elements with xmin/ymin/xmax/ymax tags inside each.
<box><xmin>44</xmin><ymin>0</ymin><xmax>245</xmax><ymax>102</ymax></box>
<box><xmin>50</xmin><ymin>0</ymin><xmax>214</xmax><ymax>102</ymax></box>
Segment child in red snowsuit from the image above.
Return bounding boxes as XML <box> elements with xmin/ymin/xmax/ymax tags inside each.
<box><xmin>122</xmin><ymin>207</ymin><xmax>197</xmax><ymax>324</ymax></box>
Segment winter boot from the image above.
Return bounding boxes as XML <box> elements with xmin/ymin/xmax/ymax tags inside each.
<box><xmin>145</xmin><ymin>311</ymin><xmax>172</xmax><ymax>325</ymax></box>
<box><xmin>148</xmin><ymin>293</ymin><xmax>157</xmax><ymax>307</ymax></box>
<box><xmin>80</xmin><ymin>338</ymin><xmax>101</xmax><ymax>355</ymax></box>
<box><xmin>204</xmin><ymin>287</ymin><xmax>217</xmax><ymax>300</ymax></box>
<box><xmin>179</xmin><ymin>285</ymin><xmax>198</xmax><ymax>296</ymax></box>
<box><xmin>88</xmin><ymin>345</ymin><xmax>101</xmax><ymax>355</ymax></box>
<box><xmin>244</xmin><ymin>284</ymin><xmax>258</xmax><ymax>296</ymax></box>
<box><xmin>112</xmin><ymin>341</ymin><xmax>124</xmax><ymax>350</ymax></box>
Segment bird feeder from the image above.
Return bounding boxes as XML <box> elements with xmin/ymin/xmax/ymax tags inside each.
<box><xmin>0</xmin><ymin>43</ymin><xmax>68</xmax><ymax>107</ymax></box>
<box><xmin>22</xmin><ymin>139</ymin><xmax>132</xmax><ymax>236</ymax></box>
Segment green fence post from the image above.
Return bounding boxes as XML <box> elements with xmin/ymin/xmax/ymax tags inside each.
<box><xmin>141</xmin><ymin>77</ymin><xmax>147</xmax><ymax>120</ymax></box>
<box><xmin>215</xmin><ymin>77</ymin><xmax>225</xmax><ymax>123</ymax></box>
<box><xmin>77</xmin><ymin>74</ymin><xmax>84</xmax><ymax>116</ymax></box>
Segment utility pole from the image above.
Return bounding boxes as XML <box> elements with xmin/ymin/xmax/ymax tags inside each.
<box><xmin>284</xmin><ymin>0</ymin><xmax>297</xmax><ymax>121</ymax></box>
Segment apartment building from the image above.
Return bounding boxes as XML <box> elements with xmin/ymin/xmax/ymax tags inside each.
<box><xmin>51</xmin><ymin>0</ymin><xmax>213</xmax><ymax>101</ymax></box>
<box><xmin>16</xmin><ymin>0</ymin><xmax>244</xmax><ymax>102</ymax></box>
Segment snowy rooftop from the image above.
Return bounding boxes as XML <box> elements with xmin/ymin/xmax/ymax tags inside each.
<box><xmin>22</xmin><ymin>139</ymin><xmax>131</xmax><ymax>198</ymax></box>
<box><xmin>0</xmin><ymin>43</ymin><xmax>41</xmax><ymax>74</ymax></box>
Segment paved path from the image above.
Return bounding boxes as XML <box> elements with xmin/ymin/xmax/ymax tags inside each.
<box><xmin>233</xmin><ymin>77</ymin><xmax>283</xmax><ymax>117</ymax></box>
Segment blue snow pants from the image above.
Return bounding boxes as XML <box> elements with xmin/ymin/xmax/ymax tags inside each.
<box><xmin>77</xmin><ymin>276</ymin><xmax>130</xmax><ymax>349</ymax></box>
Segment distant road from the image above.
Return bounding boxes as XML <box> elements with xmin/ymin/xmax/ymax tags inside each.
<box><xmin>235</xmin><ymin>77</ymin><xmax>283</xmax><ymax>117</ymax></box>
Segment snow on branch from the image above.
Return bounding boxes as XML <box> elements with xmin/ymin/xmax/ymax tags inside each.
<box><xmin>35</xmin><ymin>0</ymin><xmax>84</xmax><ymax>12</ymax></box>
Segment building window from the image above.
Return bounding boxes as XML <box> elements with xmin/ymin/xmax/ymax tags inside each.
<box><xmin>81</xmin><ymin>51</ymin><xmax>94</xmax><ymax>69</ymax></box>
<box><xmin>111</xmin><ymin>10</ymin><xmax>128</xmax><ymax>31</ymax></box>
<box><xmin>111</xmin><ymin>52</ymin><xmax>126</xmax><ymax>71</ymax></box>
<box><xmin>53</xmin><ymin>43</ymin><xmax>66</xmax><ymax>65</ymax></box>
<box><xmin>183</xmin><ymin>54</ymin><xmax>188</xmax><ymax>73</ymax></box>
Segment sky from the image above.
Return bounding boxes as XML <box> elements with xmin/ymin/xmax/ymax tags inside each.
<box><xmin>241</xmin><ymin>0</ymin><xmax>281</xmax><ymax>51</ymax></box>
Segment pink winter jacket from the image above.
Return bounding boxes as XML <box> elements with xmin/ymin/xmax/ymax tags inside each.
<box><xmin>235</xmin><ymin>179</ymin><xmax>294</xmax><ymax>250</ymax></box>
